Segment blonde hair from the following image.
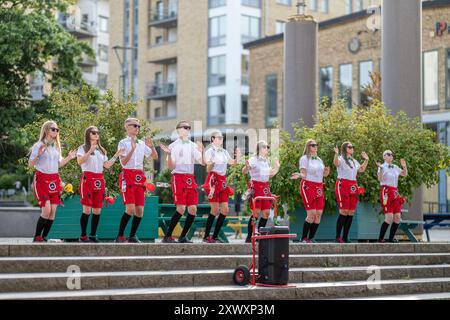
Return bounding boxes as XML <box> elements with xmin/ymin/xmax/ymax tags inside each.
<box><xmin>303</xmin><ymin>139</ymin><xmax>316</xmax><ymax>157</ymax></box>
<box><xmin>124</xmin><ymin>117</ymin><xmax>140</xmax><ymax>126</ymax></box>
<box><xmin>256</xmin><ymin>140</ymin><xmax>268</xmax><ymax>156</ymax></box>
<box><xmin>38</xmin><ymin>120</ymin><xmax>61</xmax><ymax>154</ymax></box>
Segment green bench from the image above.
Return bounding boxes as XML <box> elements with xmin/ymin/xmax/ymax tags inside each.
<box><xmin>398</xmin><ymin>220</ymin><xmax>425</xmax><ymax>243</ymax></box>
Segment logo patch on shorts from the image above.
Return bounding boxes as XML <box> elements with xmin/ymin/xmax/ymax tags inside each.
<box><xmin>263</xmin><ymin>187</ymin><xmax>269</xmax><ymax>195</ymax></box>
<box><xmin>94</xmin><ymin>180</ymin><xmax>102</xmax><ymax>188</ymax></box>
<box><xmin>350</xmin><ymin>185</ymin><xmax>357</xmax><ymax>193</ymax></box>
<box><xmin>186</xmin><ymin>178</ymin><xmax>193</xmax><ymax>185</ymax></box>
<box><xmin>135</xmin><ymin>175</ymin><xmax>142</xmax><ymax>183</ymax></box>
<box><xmin>222</xmin><ymin>182</ymin><xmax>227</xmax><ymax>189</ymax></box>
<box><xmin>317</xmin><ymin>188</ymin><xmax>323</xmax><ymax>197</ymax></box>
<box><xmin>48</xmin><ymin>182</ymin><xmax>57</xmax><ymax>191</ymax></box>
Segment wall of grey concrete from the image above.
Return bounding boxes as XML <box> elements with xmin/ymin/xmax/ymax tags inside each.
<box><xmin>0</xmin><ymin>208</ymin><xmax>41</xmax><ymax>237</ymax></box>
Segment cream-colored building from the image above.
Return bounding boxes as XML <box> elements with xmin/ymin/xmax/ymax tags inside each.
<box><xmin>108</xmin><ymin>0</ymin><xmax>381</xmax><ymax>136</ymax></box>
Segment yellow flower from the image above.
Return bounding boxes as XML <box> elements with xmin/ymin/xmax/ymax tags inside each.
<box><xmin>64</xmin><ymin>183</ymin><xmax>74</xmax><ymax>194</ymax></box>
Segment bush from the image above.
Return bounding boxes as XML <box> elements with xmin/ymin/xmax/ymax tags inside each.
<box><xmin>229</xmin><ymin>99</ymin><xmax>450</xmax><ymax>215</ymax></box>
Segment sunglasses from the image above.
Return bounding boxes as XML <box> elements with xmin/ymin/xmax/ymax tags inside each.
<box><xmin>90</xmin><ymin>131</ymin><xmax>99</xmax><ymax>135</ymax></box>
<box><xmin>385</xmin><ymin>153</ymin><xmax>393</xmax><ymax>157</ymax></box>
<box><xmin>262</xmin><ymin>145</ymin><xmax>270</xmax><ymax>149</ymax></box>
<box><xmin>50</xmin><ymin>127</ymin><xmax>60</xmax><ymax>133</ymax></box>
<box><xmin>128</xmin><ymin>124</ymin><xmax>141</xmax><ymax>129</ymax></box>
<box><xmin>177</xmin><ymin>125</ymin><xmax>191</xmax><ymax>130</ymax></box>
<box><xmin>347</xmin><ymin>146</ymin><xmax>354</xmax><ymax>149</ymax></box>
<box><xmin>309</xmin><ymin>144</ymin><xmax>318</xmax><ymax>148</ymax></box>
<box><xmin>212</xmin><ymin>136</ymin><xmax>223</xmax><ymax>140</ymax></box>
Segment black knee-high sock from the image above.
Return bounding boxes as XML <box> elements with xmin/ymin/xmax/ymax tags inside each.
<box><xmin>42</xmin><ymin>219</ymin><xmax>54</xmax><ymax>238</ymax></box>
<box><xmin>80</xmin><ymin>213</ymin><xmax>90</xmax><ymax>237</ymax></box>
<box><xmin>246</xmin><ymin>218</ymin><xmax>254</xmax><ymax>240</ymax></box>
<box><xmin>336</xmin><ymin>214</ymin><xmax>346</xmax><ymax>239</ymax></box>
<box><xmin>118</xmin><ymin>212</ymin><xmax>132</xmax><ymax>237</ymax></box>
<box><xmin>90</xmin><ymin>214</ymin><xmax>100</xmax><ymax>236</ymax></box>
<box><xmin>379</xmin><ymin>222</ymin><xmax>390</xmax><ymax>241</ymax></box>
<box><xmin>204</xmin><ymin>214</ymin><xmax>216</xmax><ymax>239</ymax></box>
<box><xmin>309</xmin><ymin>223</ymin><xmax>320</xmax><ymax>240</ymax></box>
<box><xmin>129</xmin><ymin>216</ymin><xmax>142</xmax><ymax>237</ymax></box>
<box><xmin>35</xmin><ymin>217</ymin><xmax>47</xmax><ymax>237</ymax></box>
<box><xmin>302</xmin><ymin>221</ymin><xmax>312</xmax><ymax>240</ymax></box>
<box><xmin>343</xmin><ymin>216</ymin><xmax>354</xmax><ymax>241</ymax></box>
<box><xmin>180</xmin><ymin>214</ymin><xmax>195</xmax><ymax>239</ymax></box>
<box><xmin>257</xmin><ymin>217</ymin><xmax>268</xmax><ymax>231</ymax></box>
<box><xmin>389</xmin><ymin>222</ymin><xmax>400</xmax><ymax>242</ymax></box>
<box><xmin>213</xmin><ymin>213</ymin><xmax>226</xmax><ymax>239</ymax></box>
<box><xmin>166</xmin><ymin>212</ymin><xmax>183</xmax><ymax>237</ymax></box>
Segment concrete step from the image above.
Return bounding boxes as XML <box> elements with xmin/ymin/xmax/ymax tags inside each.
<box><xmin>0</xmin><ymin>265</ymin><xmax>448</xmax><ymax>293</ymax></box>
<box><xmin>0</xmin><ymin>253</ymin><xmax>449</xmax><ymax>273</ymax></box>
<box><xmin>0</xmin><ymin>277</ymin><xmax>449</xmax><ymax>300</ymax></box>
<box><xmin>1</xmin><ymin>243</ymin><xmax>450</xmax><ymax>257</ymax></box>
<box><xmin>346</xmin><ymin>292</ymin><xmax>450</xmax><ymax>300</ymax></box>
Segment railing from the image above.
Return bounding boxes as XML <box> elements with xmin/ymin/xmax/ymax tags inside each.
<box><xmin>208</xmin><ymin>74</ymin><xmax>226</xmax><ymax>87</ymax></box>
<box><xmin>242</xmin><ymin>0</ymin><xmax>261</xmax><ymax>8</ymax></box>
<box><xmin>209</xmin><ymin>0</ymin><xmax>226</xmax><ymax>8</ymax></box>
<box><xmin>59</xmin><ymin>15</ymin><xmax>97</xmax><ymax>36</ymax></box>
<box><xmin>149</xmin><ymin>2</ymin><xmax>178</xmax><ymax>24</ymax></box>
<box><xmin>147</xmin><ymin>81</ymin><xmax>177</xmax><ymax>98</ymax></box>
<box><xmin>424</xmin><ymin>201</ymin><xmax>449</xmax><ymax>215</ymax></box>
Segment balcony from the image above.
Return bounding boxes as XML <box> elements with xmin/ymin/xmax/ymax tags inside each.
<box><xmin>148</xmin><ymin>41</ymin><xmax>177</xmax><ymax>64</ymax></box>
<box><xmin>79</xmin><ymin>54</ymin><xmax>98</xmax><ymax>67</ymax></box>
<box><xmin>149</xmin><ymin>3</ymin><xmax>178</xmax><ymax>28</ymax></box>
<box><xmin>147</xmin><ymin>81</ymin><xmax>177</xmax><ymax>100</ymax></box>
<box><xmin>59</xmin><ymin>14</ymin><xmax>97</xmax><ymax>38</ymax></box>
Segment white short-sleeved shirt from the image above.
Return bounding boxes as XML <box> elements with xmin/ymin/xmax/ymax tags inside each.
<box><xmin>337</xmin><ymin>156</ymin><xmax>361</xmax><ymax>181</ymax></box>
<box><xmin>378</xmin><ymin>163</ymin><xmax>402</xmax><ymax>187</ymax></box>
<box><xmin>118</xmin><ymin>137</ymin><xmax>152</xmax><ymax>170</ymax></box>
<box><xmin>204</xmin><ymin>145</ymin><xmax>232</xmax><ymax>176</ymax></box>
<box><xmin>169</xmin><ymin>138</ymin><xmax>202</xmax><ymax>174</ymax></box>
<box><xmin>29</xmin><ymin>141</ymin><xmax>62</xmax><ymax>174</ymax></box>
<box><xmin>248</xmin><ymin>155</ymin><xmax>270</xmax><ymax>182</ymax></box>
<box><xmin>77</xmin><ymin>146</ymin><xmax>108</xmax><ymax>173</ymax></box>
<box><xmin>299</xmin><ymin>155</ymin><xmax>325</xmax><ymax>183</ymax></box>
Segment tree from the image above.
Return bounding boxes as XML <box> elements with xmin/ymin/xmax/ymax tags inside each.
<box><xmin>228</xmin><ymin>99</ymin><xmax>450</xmax><ymax>215</ymax></box>
<box><xmin>0</xmin><ymin>0</ymin><xmax>93</xmax><ymax>171</ymax></box>
<box><xmin>20</xmin><ymin>86</ymin><xmax>157</xmax><ymax>198</ymax></box>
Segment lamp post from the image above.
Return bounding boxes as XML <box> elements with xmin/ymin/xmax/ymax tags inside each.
<box><xmin>112</xmin><ymin>45</ymin><xmax>137</xmax><ymax>101</ymax></box>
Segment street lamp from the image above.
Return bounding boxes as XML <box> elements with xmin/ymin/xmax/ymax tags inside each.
<box><xmin>112</xmin><ymin>45</ymin><xmax>137</xmax><ymax>101</ymax></box>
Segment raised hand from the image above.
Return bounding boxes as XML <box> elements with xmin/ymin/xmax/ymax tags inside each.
<box><xmin>196</xmin><ymin>141</ymin><xmax>204</xmax><ymax>152</ymax></box>
<box><xmin>274</xmin><ymin>160</ymin><xmax>280</xmax><ymax>168</ymax></box>
<box><xmin>68</xmin><ymin>149</ymin><xmax>77</xmax><ymax>160</ymax></box>
<box><xmin>376</xmin><ymin>162</ymin><xmax>383</xmax><ymax>168</ymax></box>
<box><xmin>291</xmin><ymin>172</ymin><xmax>301</xmax><ymax>180</ymax></box>
<box><xmin>131</xmin><ymin>137</ymin><xmax>136</xmax><ymax>150</ymax></box>
<box><xmin>115</xmin><ymin>148</ymin><xmax>126</xmax><ymax>157</ymax></box>
<box><xmin>38</xmin><ymin>144</ymin><xmax>46</xmax><ymax>157</ymax></box>
<box><xmin>324</xmin><ymin>166</ymin><xmax>330</xmax><ymax>176</ymax></box>
<box><xmin>145</xmin><ymin>136</ymin><xmax>154</xmax><ymax>148</ymax></box>
<box><xmin>334</xmin><ymin>146</ymin><xmax>339</xmax><ymax>155</ymax></box>
<box><xmin>400</xmin><ymin>158</ymin><xmax>407</xmax><ymax>168</ymax></box>
<box><xmin>361</xmin><ymin>152</ymin><xmax>369</xmax><ymax>161</ymax></box>
<box><xmin>89</xmin><ymin>142</ymin><xmax>97</xmax><ymax>154</ymax></box>
<box><xmin>235</xmin><ymin>147</ymin><xmax>241</xmax><ymax>158</ymax></box>
<box><xmin>159</xmin><ymin>144</ymin><xmax>171</xmax><ymax>154</ymax></box>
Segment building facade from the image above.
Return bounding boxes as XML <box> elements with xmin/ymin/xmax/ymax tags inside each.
<box><xmin>244</xmin><ymin>0</ymin><xmax>450</xmax><ymax>213</ymax></box>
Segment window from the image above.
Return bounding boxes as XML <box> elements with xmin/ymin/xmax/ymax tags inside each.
<box><xmin>97</xmin><ymin>73</ymin><xmax>108</xmax><ymax>90</ymax></box>
<box><xmin>241</xmin><ymin>54</ymin><xmax>249</xmax><ymax>85</ymax></box>
<box><xmin>320</xmin><ymin>0</ymin><xmax>329</xmax><ymax>13</ymax></box>
<box><xmin>208</xmin><ymin>55</ymin><xmax>226</xmax><ymax>87</ymax></box>
<box><xmin>345</xmin><ymin>0</ymin><xmax>353</xmax><ymax>14</ymax></box>
<box><xmin>359</xmin><ymin>61</ymin><xmax>373</xmax><ymax>106</ymax></box>
<box><xmin>266</xmin><ymin>74</ymin><xmax>278</xmax><ymax>127</ymax></box>
<box><xmin>99</xmin><ymin>16</ymin><xmax>108</xmax><ymax>32</ymax></box>
<box><xmin>310</xmin><ymin>0</ymin><xmax>317</xmax><ymax>11</ymax></box>
<box><xmin>241</xmin><ymin>15</ymin><xmax>260</xmax><ymax>43</ymax></box>
<box><xmin>355</xmin><ymin>0</ymin><xmax>364</xmax><ymax>12</ymax></box>
<box><xmin>209</xmin><ymin>0</ymin><xmax>226</xmax><ymax>8</ymax></box>
<box><xmin>98</xmin><ymin>44</ymin><xmax>108</xmax><ymax>62</ymax></box>
<box><xmin>424</xmin><ymin>50</ymin><xmax>439</xmax><ymax>110</ymax></box>
<box><xmin>320</xmin><ymin>67</ymin><xmax>333</xmax><ymax>103</ymax></box>
<box><xmin>276</xmin><ymin>0</ymin><xmax>291</xmax><ymax>5</ymax></box>
<box><xmin>446</xmin><ymin>49</ymin><xmax>450</xmax><ymax>108</ymax></box>
<box><xmin>209</xmin><ymin>15</ymin><xmax>226</xmax><ymax>47</ymax></box>
<box><xmin>208</xmin><ymin>96</ymin><xmax>226</xmax><ymax>125</ymax></box>
<box><xmin>339</xmin><ymin>63</ymin><xmax>353</xmax><ymax>109</ymax></box>
<box><xmin>241</xmin><ymin>95</ymin><xmax>248</xmax><ymax>124</ymax></box>
<box><xmin>275</xmin><ymin>21</ymin><xmax>285</xmax><ymax>34</ymax></box>
<box><xmin>155</xmin><ymin>35</ymin><xmax>163</xmax><ymax>45</ymax></box>
<box><xmin>242</xmin><ymin>0</ymin><xmax>261</xmax><ymax>8</ymax></box>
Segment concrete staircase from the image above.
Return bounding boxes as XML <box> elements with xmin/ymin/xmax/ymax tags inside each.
<box><xmin>0</xmin><ymin>243</ymin><xmax>449</xmax><ymax>300</ymax></box>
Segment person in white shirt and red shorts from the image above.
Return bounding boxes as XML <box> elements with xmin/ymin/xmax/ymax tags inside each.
<box><xmin>115</xmin><ymin>118</ymin><xmax>158</xmax><ymax>243</ymax></box>
<box><xmin>160</xmin><ymin>121</ymin><xmax>205</xmax><ymax>243</ymax></box>
<box><xmin>292</xmin><ymin>139</ymin><xmax>330</xmax><ymax>243</ymax></box>
<box><xmin>242</xmin><ymin>141</ymin><xmax>280</xmax><ymax>243</ymax></box>
<box><xmin>333</xmin><ymin>142</ymin><xmax>369</xmax><ymax>243</ymax></box>
<box><xmin>77</xmin><ymin>126</ymin><xmax>124</xmax><ymax>242</ymax></box>
<box><xmin>377</xmin><ymin>150</ymin><xmax>408</xmax><ymax>243</ymax></box>
<box><xmin>28</xmin><ymin>121</ymin><xmax>77</xmax><ymax>242</ymax></box>
<box><xmin>201</xmin><ymin>131</ymin><xmax>240</xmax><ymax>243</ymax></box>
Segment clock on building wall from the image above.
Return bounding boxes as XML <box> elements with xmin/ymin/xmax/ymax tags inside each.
<box><xmin>348</xmin><ymin>37</ymin><xmax>361</xmax><ymax>54</ymax></box>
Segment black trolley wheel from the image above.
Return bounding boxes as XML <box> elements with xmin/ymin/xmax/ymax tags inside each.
<box><xmin>233</xmin><ymin>265</ymin><xmax>251</xmax><ymax>286</ymax></box>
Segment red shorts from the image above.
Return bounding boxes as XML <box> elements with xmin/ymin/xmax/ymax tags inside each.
<box><xmin>249</xmin><ymin>181</ymin><xmax>273</xmax><ymax>211</ymax></box>
<box><xmin>202</xmin><ymin>172</ymin><xmax>234</xmax><ymax>203</ymax></box>
<box><xmin>300</xmin><ymin>179</ymin><xmax>325</xmax><ymax>211</ymax></box>
<box><xmin>119</xmin><ymin>169</ymin><xmax>146</xmax><ymax>206</ymax></box>
<box><xmin>171</xmin><ymin>173</ymin><xmax>198</xmax><ymax>206</ymax></box>
<box><xmin>335</xmin><ymin>179</ymin><xmax>359</xmax><ymax>211</ymax></box>
<box><xmin>33</xmin><ymin>171</ymin><xmax>63</xmax><ymax>208</ymax></box>
<box><xmin>80</xmin><ymin>172</ymin><xmax>105</xmax><ymax>209</ymax></box>
<box><xmin>380</xmin><ymin>186</ymin><xmax>405</xmax><ymax>214</ymax></box>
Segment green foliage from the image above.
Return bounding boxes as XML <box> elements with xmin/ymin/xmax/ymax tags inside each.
<box><xmin>20</xmin><ymin>86</ymin><xmax>157</xmax><ymax>197</ymax></box>
<box><xmin>229</xmin><ymin>100</ymin><xmax>450</xmax><ymax>215</ymax></box>
<box><xmin>154</xmin><ymin>169</ymin><xmax>173</xmax><ymax>204</ymax></box>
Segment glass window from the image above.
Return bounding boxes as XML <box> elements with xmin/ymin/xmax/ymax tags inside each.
<box><xmin>241</xmin><ymin>95</ymin><xmax>248</xmax><ymax>124</ymax></box>
<box><xmin>209</xmin><ymin>0</ymin><xmax>226</xmax><ymax>9</ymax></box>
<box><xmin>97</xmin><ymin>73</ymin><xmax>108</xmax><ymax>90</ymax></box>
<box><xmin>98</xmin><ymin>44</ymin><xmax>108</xmax><ymax>62</ymax></box>
<box><xmin>276</xmin><ymin>0</ymin><xmax>291</xmax><ymax>5</ymax></box>
<box><xmin>242</xmin><ymin>0</ymin><xmax>261</xmax><ymax>8</ymax></box>
<box><xmin>359</xmin><ymin>60</ymin><xmax>373</xmax><ymax>106</ymax></box>
<box><xmin>310</xmin><ymin>0</ymin><xmax>317</xmax><ymax>11</ymax></box>
<box><xmin>345</xmin><ymin>0</ymin><xmax>353</xmax><ymax>14</ymax></box>
<box><xmin>208</xmin><ymin>55</ymin><xmax>226</xmax><ymax>87</ymax></box>
<box><xmin>275</xmin><ymin>21</ymin><xmax>285</xmax><ymax>34</ymax></box>
<box><xmin>446</xmin><ymin>49</ymin><xmax>450</xmax><ymax>109</ymax></box>
<box><xmin>355</xmin><ymin>0</ymin><xmax>364</xmax><ymax>12</ymax></box>
<box><xmin>266</xmin><ymin>74</ymin><xmax>278</xmax><ymax>127</ymax></box>
<box><xmin>241</xmin><ymin>54</ymin><xmax>249</xmax><ymax>85</ymax></box>
<box><xmin>155</xmin><ymin>35</ymin><xmax>163</xmax><ymax>45</ymax></box>
<box><xmin>99</xmin><ymin>16</ymin><xmax>108</xmax><ymax>32</ymax></box>
<box><xmin>209</xmin><ymin>15</ymin><xmax>226</xmax><ymax>47</ymax></box>
<box><xmin>241</xmin><ymin>15</ymin><xmax>260</xmax><ymax>43</ymax></box>
<box><xmin>320</xmin><ymin>0</ymin><xmax>329</xmax><ymax>13</ymax></box>
<box><xmin>208</xmin><ymin>96</ymin><xmax>226</xmax><ymax>125</ymax></box>
<box><xmin>339</xmin><ymin>63</ymin><xmax>353</xmax><ymax>109</ymax></box>
<box><xmin>320</xmin><ymin>66</ymin><xmax>333</xmax><ymax>103</ymax></box>
<box><xmin>424</xmin><ymin>50</ymin><xmax>439</xmax><ymax>110</ymax></box>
